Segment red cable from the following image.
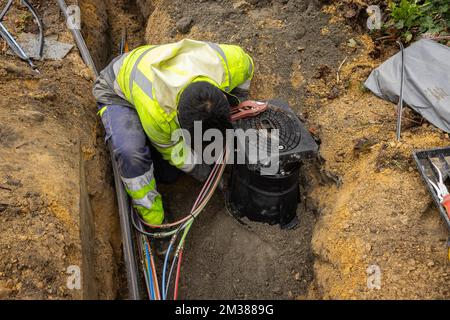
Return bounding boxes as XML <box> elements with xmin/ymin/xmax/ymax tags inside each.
<box><xmin>149</xmin><ymin>248</ymin><xmax>161</xmax><ymax>300</ymax></box>
<box><xmin>138</xmin><ymin>158</ymin><xmax>222</xmax><ymax>229</ymax></box>
<box><xmin>173</xmin><ymin>249</ymin><xmax>183</xmax><ymax>300</ymax></box>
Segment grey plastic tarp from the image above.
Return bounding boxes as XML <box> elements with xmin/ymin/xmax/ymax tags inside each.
<box><xmin>365</xmin><ymin>39</ymin><xmax>450</xmax><ymax>133</ymax></box>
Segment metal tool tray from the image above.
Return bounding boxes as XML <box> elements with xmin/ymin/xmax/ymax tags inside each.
<box><xmin>413</xmin><ymin>146</ymin><xmax>450</xmax><ymax>231</ymax></box>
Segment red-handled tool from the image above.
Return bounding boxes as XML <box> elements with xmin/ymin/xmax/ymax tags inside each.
<box><xmin>230</xmin><ymin>100</ymin><xmax>268</xmax><ymax>122</ymax></box>
<box><xmin>427</xmin><ymin>162</ymin><xmax>450</xmax><ymax>219</ymax></box>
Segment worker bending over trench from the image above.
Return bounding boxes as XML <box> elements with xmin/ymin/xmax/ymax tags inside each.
<box><xmin>92</xmin><ymin>39</ymin><xmax>254</xmax><ymax>225</ymax></box>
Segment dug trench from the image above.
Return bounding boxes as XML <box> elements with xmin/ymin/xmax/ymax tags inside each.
<box><xmin>0</xmin><ymin>0</ymin><xmax>448</xmax><ymax>300</ymax></box>
<box><xmin>0</xmin><ymin>0</ymin><xmax>322</xmax><ymax>299</ymax></box>
<box><xmin>81</xmin><ymin>0</ymin><xmax>322</xmax><ymax>299</ymax></box>
<box><xmin>79</xmin><ymin>0</ymin><xmax>367</xmax><ymax>299</ymax></box>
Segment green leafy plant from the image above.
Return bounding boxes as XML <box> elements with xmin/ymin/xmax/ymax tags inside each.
<box><xmin>386</xmin><ymin>0</ymin><xmax>449</xmax><ymax>42</ymax></box>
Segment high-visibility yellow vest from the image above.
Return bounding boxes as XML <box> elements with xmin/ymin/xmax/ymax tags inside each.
<box><xmin>111</xmin><ymin>39</ymin><xmax>254</xmax><ymax>170</ymax></box>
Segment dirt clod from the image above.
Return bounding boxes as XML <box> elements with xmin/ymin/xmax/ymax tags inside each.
<box><xmin>176</xmin><ymin>16</ymin><xmax>194</xmax><ymax>34</ymax></box>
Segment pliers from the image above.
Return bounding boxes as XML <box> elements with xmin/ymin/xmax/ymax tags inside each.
<box><xmin>230</xmin><ymin>100</ymin><xmax>268</xmax><ymax>122</ymax></box>
<box><xmin>0</xmin><ymin>0</ymin><xmax>44</xmax><ymax>71</ymax></box>
<box><xmin>427</xmin><ymin>162</ymin><xmax>450</xmax><ymax>219</ymax></box>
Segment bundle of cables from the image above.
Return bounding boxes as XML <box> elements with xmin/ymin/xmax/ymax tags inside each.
<box><xmin>131</xmin><ymin>150</ymin><xmax>227</xmax><ymax>300</ymax></box>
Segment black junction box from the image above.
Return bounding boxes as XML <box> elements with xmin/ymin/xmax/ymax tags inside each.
<box><xmin>226</xmin><ymin>100</ymin><xmax>318</xmax><ymax>229</ymax></box>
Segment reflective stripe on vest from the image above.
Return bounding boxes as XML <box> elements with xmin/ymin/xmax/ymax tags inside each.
<box><xmin>128</xmin><ymin>46</ymin><xmax>159</xmax><ymax>104</ymax></box>
<box><xmin>113</xmin><ymin>52</ymin><xmax>129</xmax><ymax>75</ymax></box>
<box><xmin>134</xmin><ymin>69</ymin><xmax>153</xmax><ymax>100</ymax></box>
<box><xmin>152</xmin><ymin>140</ymin><xmax>178</xmax><ymax>148</ymax></box>
<box><xmin>111</xmin><ymin>52</ymin><xmax>130</xmax><ymax>101</ymax></box>
<box><xmin>207</xmin><ymin>42</ymin><xmax>231</xmax><ymax>91</ymax></box>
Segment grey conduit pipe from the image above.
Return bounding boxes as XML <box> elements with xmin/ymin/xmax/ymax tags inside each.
<box><xmin>56</xmin><ymin>0</ymin><xmax>141</xmax><ymax>299</ymax></box>
<box><xmin>56</xmin><ymin>0</ymin><xmax>98</xmax><ymax>77</ymax></box>
<box><xmin>110</xmin><ymin>149</ymin><xmax>142</xmax><ymax>300</ymax></box>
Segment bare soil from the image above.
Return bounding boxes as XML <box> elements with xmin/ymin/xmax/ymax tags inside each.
<box><xmin>0</xmin><ymin>0</ymin><xmax>121</xmax><ymax>299</ymax></box>
<box><xmin>145</xmin><ymin>0</ymin><xmax>449</xmax><ymax>299</ymax></box>
<box><xmin>158</xmin><ymin>171</ymin><xmax>316</xmax><ymax>299</ymax></box>
<box><xmin>307</xmin><ymin>31</ymin><xmax>450</xmax><ymax>299</ymax></box>
<box><xmin>0</xmin><ymin>0</ymin><xmax>448</xmax><ymax>300</ymax></box>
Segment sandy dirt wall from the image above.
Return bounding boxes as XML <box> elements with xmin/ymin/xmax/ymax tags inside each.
<box><xmin>307</xmin><ymin>31</ymin><xmax>450</xmax><ymax>299</ymax></box>
<box><xmin>0</xmin><ymin>0</ymin><xmax>120</xmax><ymax>299</ymax></box>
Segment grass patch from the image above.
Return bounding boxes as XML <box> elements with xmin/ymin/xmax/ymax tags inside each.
<box><xmin>385</xmin><ymin>0</ymin><xmax>449</xmax><ymax>42</ymax></box>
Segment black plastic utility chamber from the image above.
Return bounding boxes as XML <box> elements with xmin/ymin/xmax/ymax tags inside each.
<box><xmin>226</xmin><ymin>100</ymin><xmax>318</xmax><ymax>229</ymax></box>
